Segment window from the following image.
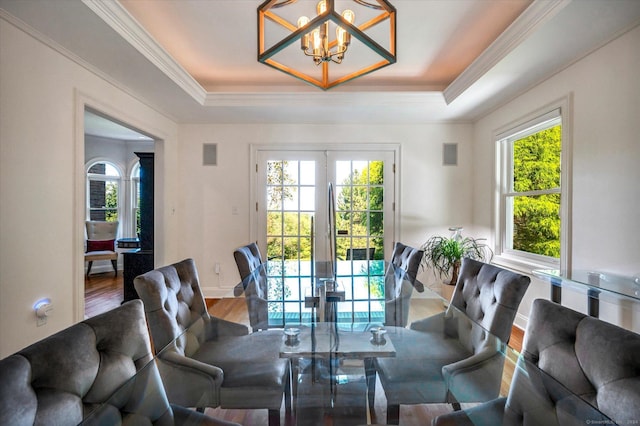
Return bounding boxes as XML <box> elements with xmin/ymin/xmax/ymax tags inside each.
<box><xmin>131</xmin><ymin>162</ymin><xmax>141</xmax><ymax>237</ymax></box>
<box><xmin>497</xmin><ymin>102</ymin><xmax>571</xmax><ymax>270</ymax></box>
<box><xmin>87</xmin><ymin>161</ymin><xmax>120</xmax><ymax>222</ymax></box>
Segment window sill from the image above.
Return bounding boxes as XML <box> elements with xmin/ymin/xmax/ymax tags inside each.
<box><xmin>492</xmin><ymin>253</ymin><xmax>558</xmax><ymax>276</ymax></box>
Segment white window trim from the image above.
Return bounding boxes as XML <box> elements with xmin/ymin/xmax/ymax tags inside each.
<box><xmin>493</xmin><ymin>95</ymin><xmax>573</xmax><ymax>274</ymax></box>
<box><xmin>85</xmin><ymin>159</ymin><xmax>124</xmax><ymax>227</ymax></box>
<box><xmin>129</xmin><ymin>161</ymin><xmax>141</xmax><ymax>237</ymax></box>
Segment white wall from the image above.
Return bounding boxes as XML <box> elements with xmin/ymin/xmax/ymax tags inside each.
<box><xmin>472</xmin><ymin>25</ymin><xmax>640</xmax><ymax>331</ymax></box>
<box><xmin>0</xmin><ymin>18</ymin><xmax>179</xmax><ymax>357</ymax></box>
<box><xmin>175</xmin><ymin>123</ymin><xmax>474</xmax><ymax>297</ymax></box>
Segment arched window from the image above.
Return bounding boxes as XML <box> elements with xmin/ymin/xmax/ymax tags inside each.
<box><xmin>131</xmin><ymin>162</ymin><xmax>141</xmax><ymax>237</ymax></box>
<box><xmin>86</xmin><ymin>160</ymin><xmax>121</xmax><ymax>222</ymax></box>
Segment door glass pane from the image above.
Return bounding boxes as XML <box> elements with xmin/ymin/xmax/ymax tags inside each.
<box><xmin>333</xmin><ymin>159</ymin><xmax>386</xmax><ymax>323</ymax></box>
<box><xmin>265</xmin><ymin>160</ymin><xmax>317</xmax><ymax>325</ymax></box>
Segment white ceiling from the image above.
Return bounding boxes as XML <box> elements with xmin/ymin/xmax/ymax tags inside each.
<box><xmin>2</xmin><ymin>0</ymin><xmax>640</xmax><ymax>134</ymax></box>
<box><xmin>84</xmin><ymin>110</ymin><xmax>153</xmax><ymax>141</ymax></box>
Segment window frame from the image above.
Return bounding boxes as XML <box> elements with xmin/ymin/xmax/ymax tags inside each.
<box><xmin>86</xmin><ymin>159</ymin><xmax>123</xmax><ymax>224</ymax></box>
<box><xmin>130</xmin><ymin>162</ymin><xmax>141</xmax><ymax>237</ymax></box>
<box><xmin>494</xmin><ymin>96</ymin><xmax>572</xmax><ymax>272</ymax></box>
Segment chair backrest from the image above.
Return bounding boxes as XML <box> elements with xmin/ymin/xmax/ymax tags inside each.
<box><xmin>0</xmin><ymin>300</ymin><xmax>177</xmax><ymax>426</ymax></box>
<box><xmin>85</xmin><ymin>220</ymin><xmax>118</xmax><ymax>252</ymax></box>
<box><xmin>384</xmin><ymin>242</ymin><xmax>424</xmax><ymax>327</ymax></box>
<box><xmin>134</xmin><ymin>258</ymin><xmax>210</xmax><ymax>356</ymax></box>
<box><xmin>449</xmin><ymin>258</ymin><xmax>530</xmax><ymax>352</ymax></box>
<box><xmin>347</xmin><ymin>247</ymin><xmax>375</xmax><ymax>260</ymax></box>
<box><xmin>86</xmin><ymin>220</ymin><xmax>118</xmax><ymax>240</ymax></box>
<box><xmin>233</xmin><ymin>243</ymin><xmax>269</xmax><ymax>331</ymax></box>
<box><xmin>511</xmin><ymin>298</ymin><xmax>640</xmax><ymax>425</ymax></box>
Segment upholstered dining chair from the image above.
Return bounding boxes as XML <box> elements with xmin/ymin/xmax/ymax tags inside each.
<box><xmin>233</xmin><ymin>242</ymin><xmax>269</xmax><ymax>332</ymax></box>
<box><xmin>372</xmin><ymin>258</ymin><xmax>530</xmax><ymax>424</ymax></box>
<box><xmin>0</xmin><ymin>299</ymin><xmax>240</xmax><ymax>426</ymax></box>
<box><xmin>432</xmin><ymin>298</ymin><xmax>640</xmax><ymax>426</ymax></box>
<box><xmin>84</xmin><ymin>220</ymin><xmax>119</xmax><ymax>276</ymax></box>
<box><xmin>133</xmin><ymin>258</ymin><xmax>291</xmax><ymax>426</ymax></box>
<box><xmin>384</xmin><ymin>242</ymin><xmax>425</xmax><ymax>328</ymax></box>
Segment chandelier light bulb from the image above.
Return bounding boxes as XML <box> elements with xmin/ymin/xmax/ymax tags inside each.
<box><xmin>312</xmin><ymin>28</ymin><xmax>322</xmax><ymax>56</ymax></box>
<box><xmin>317</xmin><ymin>0</ymin><xmax>327</xmax><ymax>15</ymax></box>
<box><xmin>298</xmin><ymin>16</ymin><xmax>310</xmax><ymax>50</ymax></box>
<box><xmin>342</xmin><ymin>9</ymin><xmax>355</xmax><ymax>24</ymax></box>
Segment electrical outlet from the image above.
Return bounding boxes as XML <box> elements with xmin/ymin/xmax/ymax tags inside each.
<box><xmin>34</xmin><ymin>299</ymin><xmax>52</xmax><ymax>327</ymax></box>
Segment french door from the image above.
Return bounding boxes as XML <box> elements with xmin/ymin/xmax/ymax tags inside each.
<box><xmin>254</xmin><ymin>148</ymin><xmax>396</xmax><ymax>326</ymax></box>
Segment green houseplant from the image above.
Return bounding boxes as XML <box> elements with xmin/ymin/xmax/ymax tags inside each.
<box><xmin>421</xmin><ymin>227</ymin><xmax>493</xmax><ymax>286</ymax></box>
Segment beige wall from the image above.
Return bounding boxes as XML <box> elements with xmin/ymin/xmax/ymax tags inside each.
<box><xmin>472</xmin><ymin>24</ymin><xmax>640</xmax><ymax>331</ymax></box>
<box><xmin>0</xmin><ymin>18</ymin><xmax>179</xmax><ymax>357</ymax></box>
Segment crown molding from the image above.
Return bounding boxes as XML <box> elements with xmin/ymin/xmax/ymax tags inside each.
<box><xmin>202</xmin><ymin>91</ymin><xmax>445</xmax><ymax>108</ymax></box>
<box><xmin>0</xmin><ymin>7</ymin><xmax>178</xmax><ymax>122</ymax></box>
<box><xmin>443</xmin><ymin>0</ymin><xmax>572</xmax><ymax>105</ymax></box>
<box><xmin>82</xmin><ymin>0</ymin><xmax>208</xmax><ymax>105</ymax></box>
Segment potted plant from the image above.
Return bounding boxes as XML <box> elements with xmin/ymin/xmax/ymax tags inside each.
<box><xmin>421</xmin><ymin>227</ymin><xmax>493</xmax><ymax>298</ymax></box>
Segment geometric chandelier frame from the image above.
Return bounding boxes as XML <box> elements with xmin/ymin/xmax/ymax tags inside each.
<box><xmin>258</xmin><ymin>0</ymin><xmax>396</xmax><ymax>90</ymax></box>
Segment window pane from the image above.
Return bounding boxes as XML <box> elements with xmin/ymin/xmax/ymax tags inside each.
<box><xmin>299</xmin><ymin>187</ymin><xmax>315</xmax><ymax>211</ymax></box>
<box><xmin>512</xmin><ymin>125</ymin><xmax>561</xmax><ymax>192</ymax></box>
<box><xmin>284</xmin><ymin>161</ymin><xmax>299</xmax><ymax>185</ymax></box>
<box><xmin>267</xmin><ymin>212</ymin><xmax>282</xmax><ymax>235</ymax></box>
<box><xmin>510</xmin><ymin>193</ymin><xmax>561</xmax><ymax>258</ymax></box>
<box><xmin>299</xmin><ymin>161</ymin><xmax>315</xmax><ymax>185</ymax></box>
<box><xmin>370</xmin><ymin>186</ymin><xmax>383</xmax><ymax>211</ymax></box>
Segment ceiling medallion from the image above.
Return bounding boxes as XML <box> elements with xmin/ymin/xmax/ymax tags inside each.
<box><xmin>258</xmin><ymin>0</ymin><xmax>396</xmax><ymax>90</ymax></box>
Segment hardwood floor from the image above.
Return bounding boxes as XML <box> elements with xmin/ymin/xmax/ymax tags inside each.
<box><xmin>87</xmin><ymin>281</ymin><xmax>523</xmax><ymax>424</ymax></box>
<box><xmin>84</xmin><ymin>271</ymin><xmax>123</xmax><ymax>319</ymax></box>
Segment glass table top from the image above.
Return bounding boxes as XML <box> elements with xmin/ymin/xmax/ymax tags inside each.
<box><xmin>534</xmin><ymin>268</ymin><xmax>640</xmax><ymax>301</ymax></box>
<box><xmin>228</xmin><ymin>262</ymin><xmax>615</xmax><ymax>425</ymax></box>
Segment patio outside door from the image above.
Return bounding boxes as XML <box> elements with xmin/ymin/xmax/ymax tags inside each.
<box><xmin>255</xmin><ymin>149</ymin><xmax>395</xmax><ymax>327</ymax></box>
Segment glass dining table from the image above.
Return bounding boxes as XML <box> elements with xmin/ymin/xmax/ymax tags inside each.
<box><xmin>229</xmin><ymin>261</ymin><xmax>615</xmax><ymax>426</ymax></box>
<box><xmin>81</xmin><ymin>263</ymin><xmax>615</xmax><ymax>426</ymax></box>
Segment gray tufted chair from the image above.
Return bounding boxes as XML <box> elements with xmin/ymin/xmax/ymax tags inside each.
<box><xmin>372</xmin><ymin>258</ymin><xmax>530</xmax><ymax>424</ymax></box>
<box><xmin>0</xmin><ymin>300</ymin><xmax>239</xmax><ymax>426</ymax></box>
<box><xmin>233</xmin><ymin>243</ymin><xmax>269</xmax><ymax>332</ymax></box>
<box><xmin>433</xmin><ymin>298</ymin><xmax>640</xmax><ymax>426</ymax></box>
<box><xmin>133</xmin><ymin>258</ymin><xmax>291</xmax><ymax>426</ymax></box>
<box><xmin>384</xmin><ymin>242</ymin><xmax>425</xmax><ymax>327</ymax></box>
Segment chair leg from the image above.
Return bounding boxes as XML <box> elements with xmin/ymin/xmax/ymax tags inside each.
<box><xmin>451</xmin><ymin>402</ymin><xmax>462</xmax><ymax>411</ymax></box>
<box><xmin>364</xmin><ymin>358</ymin><xmax>376</xmax><ymax>411</ymax></box>
<box><xmin>111</xmin><ymin>258</ymin><xmax>118</xmax><ymax>276</ymax></box>
<box><xmin>284</xmin><ymin>366</ymin><xmax>292</xmax><ymax>415</ymax></box>
<box><xmin>268</xmin><ymin>409</ymin><xmax>279</xmax><ymax>426</ymax></box>
<box><xmin>86</xmin><ymin>261</ymin><xmax>93</xmax><ymax>276</ymax></box>
<box><xmin>387</xmin><ymin>403</ymin><xmax>400</xmax><ymax>425</ymax></box>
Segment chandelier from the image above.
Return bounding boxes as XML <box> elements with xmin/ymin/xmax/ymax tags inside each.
<box><xmin>258</xmin><ymin>0</ymin><xmax>396</xmax><ymax>90</ymax></box>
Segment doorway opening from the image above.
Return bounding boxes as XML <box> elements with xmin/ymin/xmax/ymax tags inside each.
<box><xmin>83</xmin><ymin>108</ymin><xmax>155</xmax><ymax>318</ymax></box>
